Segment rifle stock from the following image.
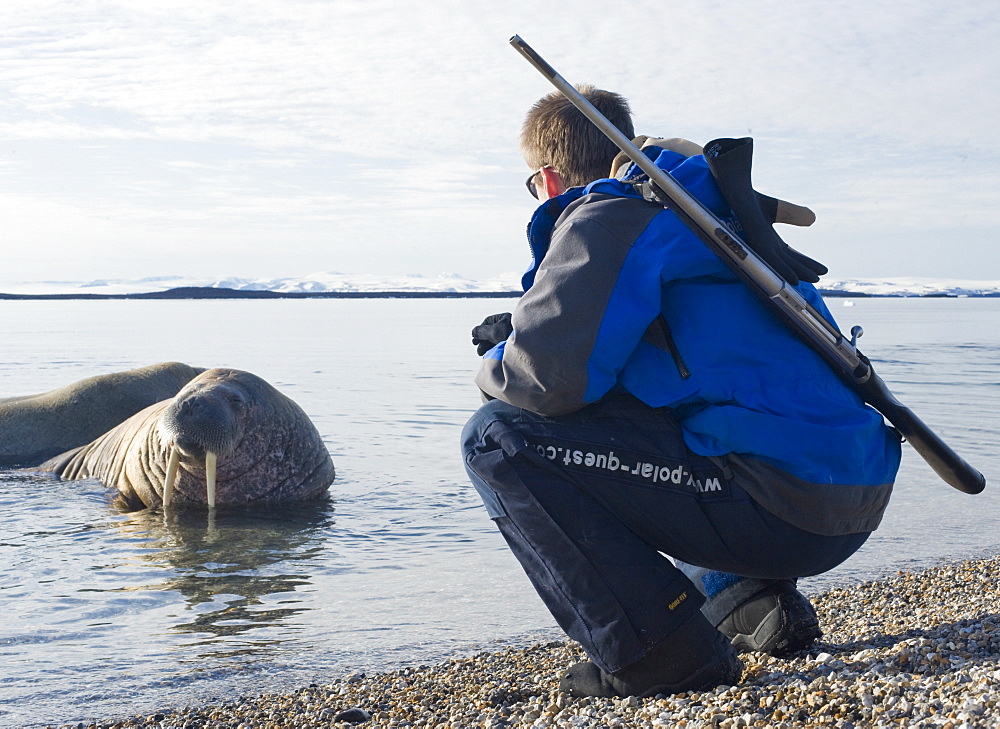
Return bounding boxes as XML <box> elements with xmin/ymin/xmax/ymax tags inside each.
<box><xmin>510</xmin><ymin>34</ymin><xmax>986</xmax><ymax>495</ymax></box>
<box><xmin>856</xmin><ymin>366</ymin><xmax>985</xmax><ymax>493</ymax></box>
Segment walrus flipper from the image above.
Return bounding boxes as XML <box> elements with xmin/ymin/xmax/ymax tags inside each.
<box><xmin>43</xmin><ymin>403</ymin><xmax>168</xmax><ymax>509</ymax></box>
<box><xmin>38</xmin><ymin>446</ymin><xmax>86</xmax><ymax>476</ymax></box>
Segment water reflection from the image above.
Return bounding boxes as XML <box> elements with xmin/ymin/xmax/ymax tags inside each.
<box><xmin>108</xmin><ymin>501</ymin><xmax>336</xmax><ymax>644</ymax></box>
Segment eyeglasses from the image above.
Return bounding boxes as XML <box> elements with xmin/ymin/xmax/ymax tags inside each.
<box><xmin>525</xmin><ymin>168</ymin><xmax>544</xmax><ymax>200</ymax></box>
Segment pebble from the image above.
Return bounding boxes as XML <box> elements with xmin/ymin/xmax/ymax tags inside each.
<box><xmin>49</xmin><ymin>553</ymin><xmax>1000</xmax><ymax>727</ymax></box>
<box><xmin>334</xmin><ymin>707</ymin><xmax>372</xmax><ymax>723</ymax></box>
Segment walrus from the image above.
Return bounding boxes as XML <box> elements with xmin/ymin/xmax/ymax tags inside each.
<box><xmin>0</xmin><ymin>362</ymin><xmax>204</xmax><ymax>468</ymax></box>
<box><xmin>39</xmin><ymin>368</ymin><xmax>336</xmax><ymax>511</ymax></box>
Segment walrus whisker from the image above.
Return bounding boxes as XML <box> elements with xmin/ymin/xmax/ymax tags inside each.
<box><xmin>163</xmin><ymin>446</ymin><xmax>180</xmax><ymax>509</ymax></box>
<box><xmin>205</xmin><ymin>450</ymin><xmax>217</xmax><ymax>509</ymax></box>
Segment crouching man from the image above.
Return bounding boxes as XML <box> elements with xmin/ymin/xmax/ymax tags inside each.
<box><xmin>460</xmin><ymin>86</ymin><xmax>901</xmax><ymax>698</ymax></box>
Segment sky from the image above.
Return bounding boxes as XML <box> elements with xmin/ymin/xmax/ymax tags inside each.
<box><xmin>2</xmin><ymin>0</ymin><xmax>999</xmax><ymax>286</ymax></box>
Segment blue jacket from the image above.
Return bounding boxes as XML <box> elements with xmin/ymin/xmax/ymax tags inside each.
<box><xmin>475</xmin><ymin>148</ymin><xmax>901</xmax><ymax>535</ymax></box>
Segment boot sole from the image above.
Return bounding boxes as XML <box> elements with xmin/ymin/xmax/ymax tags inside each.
<box><xmin>635</xmin><ymin>653</ymin><xmax>744</xmax><ymax>698</ymax></box>
<box><xmin>728</xmin><ymin>601</ymin><xmax>821</xmax><ymax>657</ymax></box>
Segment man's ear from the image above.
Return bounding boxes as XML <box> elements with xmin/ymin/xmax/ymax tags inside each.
<box><xmin>538</xmin><ymin>166</ymin><xmax>566</xmax><ymax>200</ymax></box>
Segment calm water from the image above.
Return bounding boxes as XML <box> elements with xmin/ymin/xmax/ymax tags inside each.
<box><xmin>0</xmin><ymin>297</ymin><xmax>997</xmax><ymax>727</ymax></box>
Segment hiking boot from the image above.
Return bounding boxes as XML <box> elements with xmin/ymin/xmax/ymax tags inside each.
<box><xmin>717</xmin><ymin>580</ymin><xmax>821</xmax><ymax>656</ymax></box>
<box><xmin>559</xmin><ymin>613</ymin><xmax>744</xmax><ymax>698</ymax></box>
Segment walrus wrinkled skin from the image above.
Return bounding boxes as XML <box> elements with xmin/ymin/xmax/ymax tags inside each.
<box><xmin>40</xmin><ymin>368</ymin><xmax>336</xmax><ymax>511</ymax></box>
<box><xmin>0</xmin><ymin>362</ymin><xmax>204</xmax><ymax>468</ymax></box>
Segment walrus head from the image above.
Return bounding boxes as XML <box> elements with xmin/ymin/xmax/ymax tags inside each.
<box><xmin>148</xmin><ymin>368</ymin><xmax>335</xmax><ymax>509</ymax></box>
<box><xmin>157</xmin><ymin>374</ymin><xmax>249</xmax><ymax>508</ymax></box>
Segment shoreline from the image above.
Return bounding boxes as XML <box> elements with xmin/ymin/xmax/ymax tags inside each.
<box><xmin>3</xmin><ymin>285</ymin><xmax>1000</xmax><ymax>301</ymax></box>
<box><xmin>50</xmin><ymin>553</ymin><xmax>1000</xmax><ymax>728</ymax></box>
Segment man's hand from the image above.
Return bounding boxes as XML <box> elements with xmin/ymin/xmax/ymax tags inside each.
<box><xmin>471</xmin><ymin>313</ymin><xmax>513</xmax><ymax>356</ymax></box>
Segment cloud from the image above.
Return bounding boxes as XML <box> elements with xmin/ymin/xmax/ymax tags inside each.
<box><xmin>0</xmin><ymin>0</ymin><xmax>998</xmax><ymax>281</ymax></box>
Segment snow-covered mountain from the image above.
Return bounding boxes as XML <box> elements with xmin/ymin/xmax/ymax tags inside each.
<box><xmin>819</xmin><ymin>278</ymin><xmax>1000</xmax><ymax>297</ymax></box>
<box><xmin>1</xmin><ymin>272</ymin><xmax>999</xmax><ymax>297</ymax></box>
<box><xmin>0</xmin><ymin>272</ymin><xmax>523</xmax><ymax>296</ymax></box>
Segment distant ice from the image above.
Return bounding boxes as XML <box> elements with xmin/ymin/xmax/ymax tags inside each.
<box><xmin>0</xmin><ymin>272</ymin><xmax>998</xmax><ymax>297</ymax></box>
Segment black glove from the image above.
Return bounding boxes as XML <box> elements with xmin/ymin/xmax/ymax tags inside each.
<box><xmin>703</xmin><ymin>137</ymin><xmax>828</xmax><ymax>286</ymax></box>
<box><xmin>776</xmin><ymin>243</ymin><xmax>828</xmax><ymax>285</ymax></box>
<box><xmin>471</xmin><ymin>313</ymin><xmax>513</xmax><ymax>356</ymax></box>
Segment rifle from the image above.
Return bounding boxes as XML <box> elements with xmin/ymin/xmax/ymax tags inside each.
<box><xmin>510</xmin><ymin>35</ymin><xmax>986</xmax><ymax>495</ymax></box>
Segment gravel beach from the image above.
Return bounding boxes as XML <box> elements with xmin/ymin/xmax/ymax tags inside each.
<box><xmin>53</xmin><ymin>554</ymin><xmax>1000</xmax><ymax>729</ymax></box>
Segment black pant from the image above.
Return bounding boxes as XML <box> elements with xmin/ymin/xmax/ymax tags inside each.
<box><xmin>461</xmin><ymin>395</ymin><xmax>869</xmax><ymax>674</ymax></box>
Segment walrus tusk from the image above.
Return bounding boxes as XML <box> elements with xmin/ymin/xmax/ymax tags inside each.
<box><xmin>205</xmin><ymin>450</ymin><xmax>217</xmax><ymax>509</ymax></box>
<box><xmin>163</xmin><ymin>446</ymin><xmax>180</xmax><ymax>509</ymax></box>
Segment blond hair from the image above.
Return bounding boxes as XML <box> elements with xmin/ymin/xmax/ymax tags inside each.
<box><xmin>519</xmin><ymin>86</ymin><xmax>634</xmax><ymax>189</ymax></box>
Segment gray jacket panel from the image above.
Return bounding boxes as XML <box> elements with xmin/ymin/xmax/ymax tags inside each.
<box><xmin>475</xmin><ymin>194</ymin><xmax>661</xmax><ymax>416</ymax></box>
